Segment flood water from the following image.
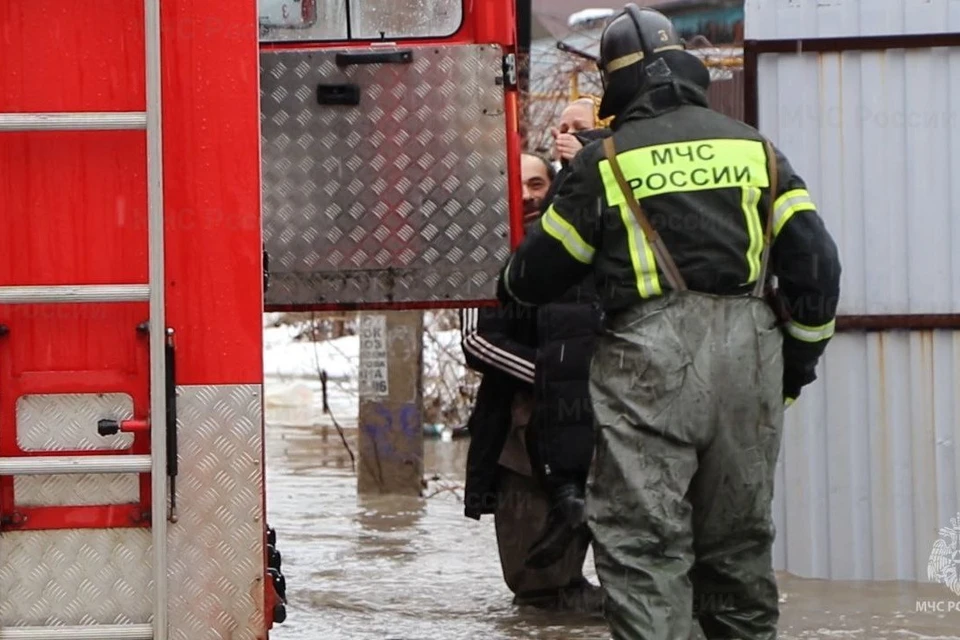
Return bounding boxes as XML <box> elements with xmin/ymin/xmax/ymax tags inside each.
<box><xmin>264</xmin><ymin>383</ymin><xmax>960</xmax><ymax>640</ymax></box>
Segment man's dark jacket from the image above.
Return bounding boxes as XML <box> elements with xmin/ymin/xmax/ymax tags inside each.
<box><xmin>460</xmin><ymin>290</ymin><xmax>602</xmax><ymax>517</ymax></box>
<box><xmin>460</xmin><ymin>129</ymin><xmax>609</xmax><ymax>518</ymax></box>
<box><xmin>459</xmin><ymin>303</ymin><xmax>536</xmax><ymax>519</ymax></box>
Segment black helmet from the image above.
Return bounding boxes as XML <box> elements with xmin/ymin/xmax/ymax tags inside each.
<box><xmin>597</xmin><ymin>4</ymin><xmax>685</xmax><ymax>119</ymax></box>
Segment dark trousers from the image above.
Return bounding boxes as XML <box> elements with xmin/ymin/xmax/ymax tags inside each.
<box><xmin>493</xmin><ymin>467</ymin><xmax>590</xmax><ymax>598</ymax></box>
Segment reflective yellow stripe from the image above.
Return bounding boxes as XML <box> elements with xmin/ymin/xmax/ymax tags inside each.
<box><xmin>772</xmin><ymin>188</ymin><xmax>816</xmax><ymax>237</ymax></box>
<box><xmin>653</xmin><ymin>44</ymin><xmax>684</xmax><ymax>54</ymax></box>
<box><xmin>786</xmin><ymin>318</ymin><xmax>835</xmax><ymax>343</ymax></box>
<box><xmin>785</xmin><ymin>397</ymin><xmax>795</xmax><ymax>408</ymax></box>
<box><xmin>604</xmin><ymin>45</ymin><xmax>686</xmax><ymax>74</ymax></box>
<box><xmin>617</xmin><ymin>203</ymin><xmax>662</xmax><ymax>298</ymax></box>
<box><xmin>741</xmin><ymin>186</ymin><xmax>763</xmax><ymax>283</ymax></box>
<box><xmin>598</xmin><ymin>138</ymin><xmax>769</xmax><ymax>202</ymax></box>
<box><xmin>540</xmin><ymin>205</ymin><xmax>595</xmax><ymax>264</ymax></box>
<box><xmin>605</xmin><ymin>51</ymin><xmax>643</xmax><ymax>73</ymax></box>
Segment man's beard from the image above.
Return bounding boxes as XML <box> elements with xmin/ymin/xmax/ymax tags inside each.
<box><xmin>523</xmin><ymin>199</ymin><xmax>541</xmax><ymax>222</ymax></box>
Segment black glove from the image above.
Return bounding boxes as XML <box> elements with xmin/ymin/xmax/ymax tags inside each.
<box><xmin>783</xmin><ymin>365</ymin><xmax>815</xmax><ymax>403</ymax></box>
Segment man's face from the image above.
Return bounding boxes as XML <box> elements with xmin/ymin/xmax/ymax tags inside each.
<box><xmin>520</xmin><ymin>154</ymin><xmax>551</xmax><ymax>220</ymax></box>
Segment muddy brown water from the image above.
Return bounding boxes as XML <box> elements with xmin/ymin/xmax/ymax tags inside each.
<box><xmin>265</xmin><ymin>406</ymin><xmax>960</xmax><ymax>639</ymax></box>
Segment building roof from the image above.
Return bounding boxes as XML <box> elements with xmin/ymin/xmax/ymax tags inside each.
<box><xmin>531</xmin><ymin>0</ymin><xmax>742</xmax><ymax>38</ymax></box>
<box><xmin>531</xmin><ymin>0</ymin><xmax>657</xmax><ymax>38</ymax></box>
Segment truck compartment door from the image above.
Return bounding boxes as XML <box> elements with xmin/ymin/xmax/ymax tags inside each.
<box><xmin>259</xmin><ymin>0</ymin><xmax>514</xmax><ymax>309</ymax></box>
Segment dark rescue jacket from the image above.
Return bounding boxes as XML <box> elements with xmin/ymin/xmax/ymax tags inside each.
<box><xmin>525</xmin><ymin>274</ymin><xmax>601</xmax><ymax>490</ymax></box>
<box><xmin>500</xmin><ymin>73</ymin><xmax>842</xmax><ymax>400</ymax></box>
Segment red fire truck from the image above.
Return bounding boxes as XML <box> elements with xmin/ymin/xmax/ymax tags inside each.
<box><xmin>0</xmin><ymin>1</ymin><xmax>523</xmax><ymax>638</ymax></box>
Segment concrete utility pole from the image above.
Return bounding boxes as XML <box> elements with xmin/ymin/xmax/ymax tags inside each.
<box><xmin>356</xmin><ymin>310</ymin><xmax>425</xmax><ymax>495</ymax></box>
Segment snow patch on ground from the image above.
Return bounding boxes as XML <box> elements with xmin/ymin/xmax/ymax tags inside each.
<box><xmin>262</xmin><ymin>314</ymin><xmax>471</xmax><ymax>430</ymax></box>
<box><xmin>263</xmin><ymin>325</ymin><xmax>464</xmax><ymax>382</ymax></box>
<box><xmin>264</xmin><ymin>325</ymin><xmax>358</xmax><ymax>381</ymax></box>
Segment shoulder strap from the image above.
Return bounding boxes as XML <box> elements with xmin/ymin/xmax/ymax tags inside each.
<box><xmin>752</xmin><ymin>139</ymin><xmax>780</xmax><ymax>298</ymax></box>
<box><xmin>602</xmin><ymin>136</ymin><xmax>688</xmax><ymax>293</ymax></box>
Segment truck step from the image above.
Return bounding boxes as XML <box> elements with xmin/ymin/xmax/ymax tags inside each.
<box><xmin>0</xmin><ymin>284</ymin><xmax>150</xmax><ymax>304</ymax></box>
<box><xmin>0</xmin><ymin>455</ymin><xmax>152</xmax><ymax>476</ymax></box>
<box><xmin>0</xmin><ymin>112</ymin><xmax>147</xmax><ymax>132</ymax></box>
<box><xmin>0</xmin><ymin>624</ymin><xmax>153</xmax><ymax>639</ymax></box>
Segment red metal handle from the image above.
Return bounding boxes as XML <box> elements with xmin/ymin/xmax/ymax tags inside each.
<box><xmin>119</xmin><ymin>419</ymin><xmax>149</xmax><ymax>434</ymax></box>
<box><xmin>97</xmin><ymin>418</ymin><xmax>150</xmax><ymax>436</ymax></box>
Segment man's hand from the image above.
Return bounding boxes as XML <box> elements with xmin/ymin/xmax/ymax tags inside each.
<box><xmin>551</xmin><ymin>127</ymin><xmax>584</xmax><ymax>163</ymax></box>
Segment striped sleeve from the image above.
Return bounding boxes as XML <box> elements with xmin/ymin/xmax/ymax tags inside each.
<box><xmin>460</xmin><ymin>306</ymin><xmax>535</xmax><ymax>385</ymax></box>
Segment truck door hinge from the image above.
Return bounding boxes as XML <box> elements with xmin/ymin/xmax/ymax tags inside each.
<box><xmin>500</xmin><ymin>53</ymin><xmax>518</xmax><ymax>89</ymax></box>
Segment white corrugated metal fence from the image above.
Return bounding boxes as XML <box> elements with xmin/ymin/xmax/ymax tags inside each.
<box><xmin>745</xmin><ymin>0</ymin><xmax>960</xmax><ymax>581</ymax></box>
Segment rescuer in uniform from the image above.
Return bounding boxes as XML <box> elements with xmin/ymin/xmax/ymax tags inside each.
<box><xmin>495</xmin><ymin>5</ymin><xmax>842</xmax><ymax>640</ymax></box>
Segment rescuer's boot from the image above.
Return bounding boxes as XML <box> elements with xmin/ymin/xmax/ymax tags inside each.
<box><xmin>525</xmin><ymin>482</ymin><xmax>589</xmax><ymax>569</ymax></box>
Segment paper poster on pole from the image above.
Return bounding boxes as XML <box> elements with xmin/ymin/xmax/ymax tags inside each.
<box><xmin>358</xmin><ymin>314</ymin><xmax>388</xmax><ymax>397</ymax></box>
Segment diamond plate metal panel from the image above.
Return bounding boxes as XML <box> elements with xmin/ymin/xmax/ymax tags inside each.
<box><xmin>1</xmin><ymin>385</ymin><xmax>264</xmax><ymax>637</ymax></box>
<box><xmin>167</xmin><ymin>384</ymin><xmax>264</xmax><ymax>640</ymax></box>
<box><xmin>16</xmin><ymin>393</ymin><xmax>135</xmax><ymax>451</ymax></box>
<box><xmin>14</xmin><ymin>474</ymin><xmax>139</xmax><ymax>507</ymax></box>
<box><xmin>13</xmin><ymin>393</ymin><xmax>139</xmax><ymax>507</ymax></box>
<box><xmin>0</xmin><ymin>529</ymin><xmax>152</xmax><ymax>627</ymax></box>
<box><xmin>260</xmin><ymin>44</ymin><xmax>511</xmax><ymax>307</ymax></box>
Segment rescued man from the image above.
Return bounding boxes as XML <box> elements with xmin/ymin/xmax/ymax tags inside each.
<box><xmin>460</xmin><ymin>152</ymin><xmax>601</xmax><ymax>612</ymax></box>
<box><xmin>495</xmin><ymin>5</ymin><xmax>841</xmax><ymax>640</ymax></box>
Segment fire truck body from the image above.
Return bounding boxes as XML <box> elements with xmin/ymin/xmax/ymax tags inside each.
<box><xmin>0</xmin><ymin>2</ymin><xmax>266</xmax><ymax>638</ymax></box>
<box><xmin>0</xmin><ymin>0</ymin><xmax>520</xmax><ymax>638</ymax></box>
